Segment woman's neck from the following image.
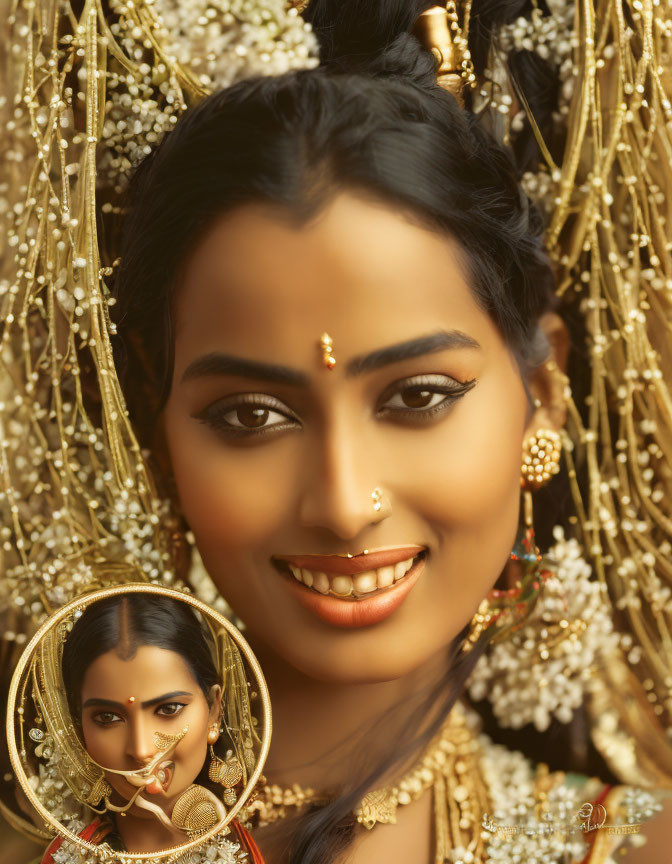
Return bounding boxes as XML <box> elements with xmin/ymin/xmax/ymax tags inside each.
<box><xmin>249</xmin><ymin>638</ymin><xmax>452</xmax><ymax>792</ymax></box>
<box><xmin>114</xmin><ymin>808</ymin><xmax>185</xmax><ymax>854</ymax></box>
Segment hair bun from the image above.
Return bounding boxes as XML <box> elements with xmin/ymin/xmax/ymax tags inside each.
<box><xmin>355</xmin><ymin>32</ymin><xmax>438</xmax><ymax>86</ymax></box>
<box><xmin>305</xmin><ymin>0</ymin><xmax>438</xmax><ymax>87</ymax></box>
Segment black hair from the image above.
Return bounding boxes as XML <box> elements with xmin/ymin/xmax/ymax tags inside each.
<box><xmin>113</xmin><ymin>3</ymin><xmax>555</xmax><ymax>436</ymax></box>
<box><xmin>108</xmin><ymin>2</ymin><xmax>580</xmax><ymax>862</ymax></box>
<box><xmin>62</xmin><ymin>594</ymin><xmax>219</xmax><ymax>720</ymax></box>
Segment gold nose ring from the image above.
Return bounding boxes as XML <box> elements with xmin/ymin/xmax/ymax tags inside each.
<box><xmin>371</xmin><ymin>488</ymin><xmax>384</xmax><ymax>513</ymax></box>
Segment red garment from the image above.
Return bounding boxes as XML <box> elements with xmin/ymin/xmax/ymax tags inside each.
<box><xmin>577</xmin><ymin>785</ymin><xmax>612</xmax><ymax>864</ymax></box>
<box><xmin>41</xmin><ymin>818</ymin><xmax>265</xmax><ymax>864</ymax></box>
<box><xmin>42</xmin><ymin>818</ymin><xmax>109</xmax><ymax>864</ymax></box>
<box><xmin>230</xmin><ymin>819</ymin><xmax>266</xmax><ymax>864</ymax></box>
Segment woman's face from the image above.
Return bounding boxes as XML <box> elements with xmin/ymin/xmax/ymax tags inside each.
<box><xmin>80</xmin><ymin>645</ymin><xmax>219</xmax><ymax>812</ymax></box>
<box><xmin>163</xmin><ymin>191</ymin><xmax>532</xmax><ymax>684</ymax></box>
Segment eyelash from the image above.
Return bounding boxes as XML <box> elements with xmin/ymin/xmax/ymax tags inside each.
<box><xmin>194</xmin><ymin>375</ymin><xmax>476</xmax><ymax>442</ymax></box>
<box><xmin>91</xmin><ymin>703</ymin><xmax>187</xmax><ymax>727</ymax></box>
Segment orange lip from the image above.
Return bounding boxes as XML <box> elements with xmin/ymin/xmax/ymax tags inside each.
<box><xmin>283</xmin><ymin>555</ymin><xmax>426</xmax><ymax>628</ymax></box>
<box><xmin>274</xmin><ymin>545</ymin><xmax>426</xmax><ymax>576</ymax></box>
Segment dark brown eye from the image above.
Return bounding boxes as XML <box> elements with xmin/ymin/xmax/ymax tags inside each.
<box><xmin>377</xmin><ymin>374</ymin><xmax>477</xmax><ymax>420</ymax></box>
<box><xmin>236</xmin><ymin>406</ymin><xmax>270</xmax><ymax>428</ymax></box>
<box><xmin>400</xmin><ymin>388</ymin><xmax>434</xmax><ymax>408</ymax></box>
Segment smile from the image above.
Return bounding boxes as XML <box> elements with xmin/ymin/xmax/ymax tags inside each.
<box><xmin>273</xmin><ymin>546</ymin><xmax>428</xmax><ymax>628</ymax></box>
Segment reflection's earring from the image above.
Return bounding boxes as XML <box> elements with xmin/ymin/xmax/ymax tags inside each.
<box><xmin>209</xmin><ymin>747</ymin><xmax>244</xmax><ymax>806</ymax></box>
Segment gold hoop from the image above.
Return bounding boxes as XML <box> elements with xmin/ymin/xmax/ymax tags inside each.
<box><xmin>6</xmin><ymin>583</ymin><xmax>272</xmax><ymax>862</ymax></box>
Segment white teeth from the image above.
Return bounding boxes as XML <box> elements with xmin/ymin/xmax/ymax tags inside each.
<box><xmin>331</xmin><ymin>576</ymin><xmax>353</xmax><ymax>596</ymax></box>
<box><xmin>286</xmin><ymin>555</ymin><xmax>421</xmax><ymax>597</ymax></box>
<box><xmin>377</xmin><ymin>566</ymin><xmax>395</xmax><ymax>588</ymax></box>
<box><xmin>312</xmin><ymin>572</ymin><xmax>330</xmax><ymax>594</ymax></box>
<box><xmin>353</xmin><ymin>571</ymin><xmax>377</xmax><ymax>594</ymax></box>
<box><xmin>394</xmin><ymin>561</ymin><xmax>408</xmax><ymax>580</ymax></box>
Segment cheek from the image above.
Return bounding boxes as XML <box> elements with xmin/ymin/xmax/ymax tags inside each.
<box><xmin>81</xmin><ymin>724</ymin><xmax>119</xmax><ymax>768</ymax></box>
<box><xmin>165</xmin><ymin>408</ymin><xmax>297</xmax><ymax>548</ymax></box>
<box><xmin>175</xmin><ymin>706</ymin><xmax>210</xmax><ymax>781</ymax></box>
<box><xmin>390</xmin><ymin>372</ymin><xmax>525</xmax><ymax>531</ymax></box>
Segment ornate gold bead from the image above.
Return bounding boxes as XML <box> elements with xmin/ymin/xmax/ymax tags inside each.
<box><xmin>521</xmin><ymin>429</ymin><xmax>562</xmax><ymax>491</ymax></box>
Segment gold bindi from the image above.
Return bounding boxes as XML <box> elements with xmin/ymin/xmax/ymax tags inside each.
<box><xmin>127</xmin><ymin>696</ymin><xmax>136</xmax><ymax>704</ymax></box>
<box><xmin>319</xmin><ymin>332</ymin><xmax>336</xmax><ymax>370</ymax></box>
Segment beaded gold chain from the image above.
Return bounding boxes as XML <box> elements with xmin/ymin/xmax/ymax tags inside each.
<box><xmin>243</xmin><ymin>704</ymin><xmax>490</xmax><ymax>862</ymax></box>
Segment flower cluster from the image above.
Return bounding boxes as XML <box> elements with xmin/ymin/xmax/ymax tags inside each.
<box><xmin>468</xmin><ymin>528</ymin><xmax>619</xmax><ymax>732</ymax></box>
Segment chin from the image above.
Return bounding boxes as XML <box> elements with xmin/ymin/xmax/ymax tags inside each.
<box><xmin>259</xmin><ymin>621</ymin><xmax>460</xmax><ymax>685</ymax></box>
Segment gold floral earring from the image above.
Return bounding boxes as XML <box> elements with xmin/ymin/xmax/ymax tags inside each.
<box><xmin>462</xmin><ymin>429</ymin><xmax>561</xmax><ymax>654</ymax></box>
<box><xmin>466</xmin><ymin>429</ymin><xmax>613</xmax><ymax>731</ymax></box>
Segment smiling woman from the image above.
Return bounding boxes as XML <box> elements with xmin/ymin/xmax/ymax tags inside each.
<box><xmin>104</xmin><ymin>1</ymin><xmax>668</xmax><ymax>861</ymax></box>
<box><xmin>3</xmin><ymin>0</ymin><xmax>672</xmax><ymax>863</ymax></box>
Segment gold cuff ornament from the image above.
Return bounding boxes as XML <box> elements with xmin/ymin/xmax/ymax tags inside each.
<box><xmin>412</xmin><ymin>2</ymin><xmax>476</xmax><ymax>103</ymax></box>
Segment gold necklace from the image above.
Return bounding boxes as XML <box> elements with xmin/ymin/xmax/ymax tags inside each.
<box><xmin>244</xmin><ymin>703</ymin><xmax>490</xmax><ymax>862</ymax></box>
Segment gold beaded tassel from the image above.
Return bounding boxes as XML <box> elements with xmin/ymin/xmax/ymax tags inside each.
<box><xmin>432</xmin><ymin>709</ymin><xmax>489</xmax><ymax>864</ymax></box>
<box><xmin>0</xmin><ymin>0</ymin><xmax>211</xmax><ymax>622</ymax></box>
<box><xmin>541</xmin><ymin>0</ymin><xmax>672</xmax><ymax>771</ymax></box>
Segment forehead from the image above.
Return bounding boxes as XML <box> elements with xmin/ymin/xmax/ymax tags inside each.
<box><xmin>173</xmin><ymin>192</ymin><xmax>502</xmax><ymax>364</ymax></box>
<box><xmin>80</xmin><ymin>645</ymin><xmax>196</xmax><ymax>698</ymax></box>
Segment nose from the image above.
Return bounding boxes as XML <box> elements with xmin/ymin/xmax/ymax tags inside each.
<box><xmin>125</xmin><ymin>715</ymin><xmax>156</xmax><ymax>766</ymax></box>
<box><xmin>298</xmin><ymin>413</ymin><xmax>390</xmax><ymax>540</ymax></box>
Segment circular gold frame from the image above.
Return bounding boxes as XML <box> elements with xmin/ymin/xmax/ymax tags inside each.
<box><xmin>6</xmin><ymin>583</ymin><xmax>272</xmax><ymax>863</ymax></box>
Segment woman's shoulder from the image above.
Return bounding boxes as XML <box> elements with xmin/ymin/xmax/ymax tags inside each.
<box><xmin>475</xmin><ymin>726</ymin><xmax>668</xmax><ymax>864</ymax></box>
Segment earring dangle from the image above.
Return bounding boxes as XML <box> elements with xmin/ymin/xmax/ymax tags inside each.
<box><xmin>209</xmin><ymin>746</ymin><xmax>245</xmax><ymax>807</ymax></box>
<box><xmin>466</xmin><ymin>428</ymin><xmax>608</xmax><ymax>731</ymax></box>
<box><xmin>462</xmin><ymin>429</ymin><xmax>561</xmax><ymax>654</ymax></box>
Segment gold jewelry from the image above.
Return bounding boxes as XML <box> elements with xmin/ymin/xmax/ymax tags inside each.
<box><xmin>209</xmin><ymin>747</ymin><xmax>245</xmax><ymax>788</ymax></box>
<box><xmin>371</xmin><ymin>487</ymin><xmax>384</xmax><ymax>513</ymax></box>
<box><xmin>7</xmin><ymin>583</ymin><xmax>272</xmax><ymax>863</ymax></box>
<box><xmin>462</xmin><ymin>427</ymin><xmax>563</xmax><ymax>655</ymax></box>
<box><xmin>319</xmin><ymin>332</ymin><xmax>336</xmax><ymax>370</ymax></box>
<box><xmin>521</xmin><ymin>428</ymin><xmax>562</xmax><ymax>492</ymax></box>
<box><xmin>154</xmin><ymin>727</ymin><xmax>188</xmax><ymax>751</ymax></box>
<box><xmin>413</xmin><ymin>2</ymin><xmax>476</xmax><ymax>102</ymax></box>
<box><xmin>170</xmin><ymin>784</ymin><xmax>225</xmax><ymax>839</ymax></box>
<box><xmin>244</xmin><ymin>703</ymin><xmax>489</xmax><ymax>860</ymax></box>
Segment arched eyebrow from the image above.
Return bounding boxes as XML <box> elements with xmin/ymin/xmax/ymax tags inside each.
<box><xmin>82</xmin><ymin>691</ymin><xmax>193</xmax><ymax>710</ymax></box>
<box><xmin>180</xmin><ymin>330</ymin><xmax>480</xmax><ymax>386</ymax></box>
<box><xmin>344</xmin><ymin>330</ymin><xmax>481</xmax><ymax>377</ymax></box>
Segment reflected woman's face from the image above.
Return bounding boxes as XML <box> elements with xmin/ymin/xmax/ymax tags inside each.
<box><xmin>163</xmin><ymin>192</ymin><xmax>532</xmax><ymax>683</ymax></box>
<box><xmin>80</xmin><ymin>646</ymin><xmax>218</xmax><ymax>812</ymax></box>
